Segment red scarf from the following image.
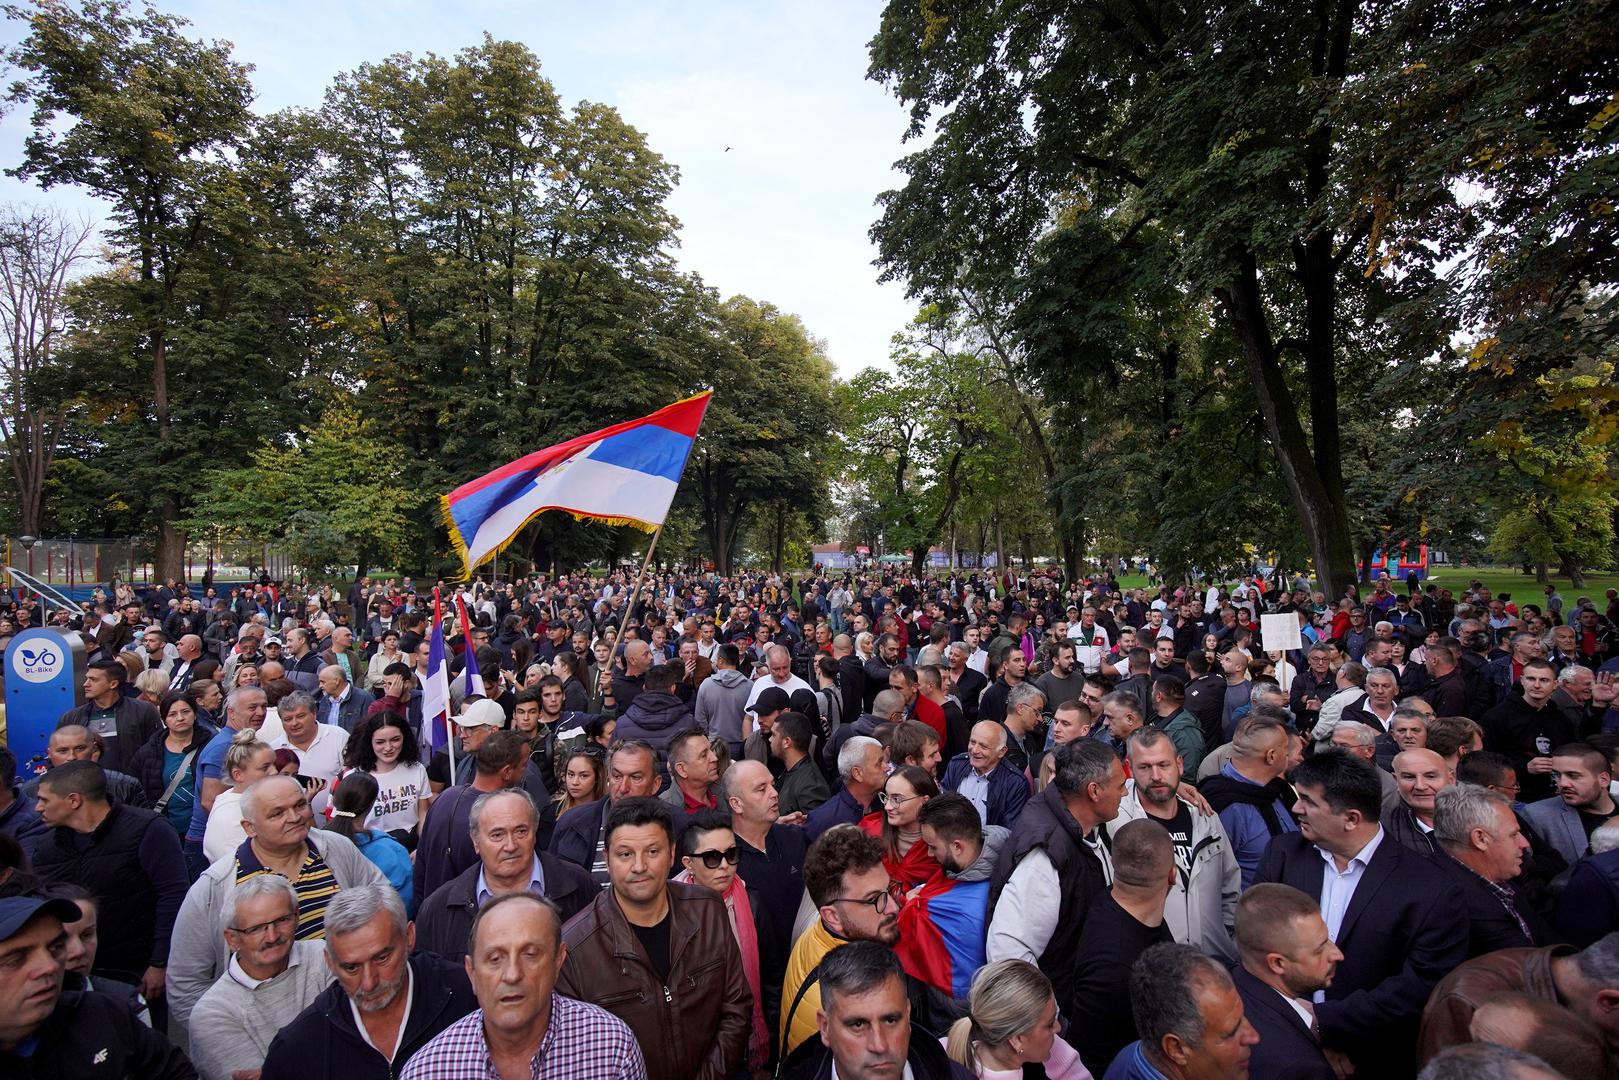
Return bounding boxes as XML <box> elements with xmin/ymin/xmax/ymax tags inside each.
<box><xmin>675</xmin><ymin>870</ymin><xmax>768</xmax><ymax>1067</ymax></box>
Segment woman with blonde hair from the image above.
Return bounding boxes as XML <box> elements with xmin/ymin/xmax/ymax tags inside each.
<box><xmin>945</xmin><ymin>959</ymin><xmax>1089</xmax><ymax>1079</ymax></box>
<box><xmin>202</xmin><ymin>729</ymin><xmax>279</xmax><ymax>863</ymax></box>
<box><xmin>134</xmin><ymin>666</ymin><xmax>168</xmax><ymax>708</ymax></box>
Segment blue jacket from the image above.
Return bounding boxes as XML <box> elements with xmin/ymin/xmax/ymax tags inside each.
<box><xmin>322</xmin><ymin>685</ymin><xmax>376</xmax><ymax>733</ymax></box>
<box><xmin>941</xmin><ymin>754</ymin><xmax>1030</xmax><ymax>828</ymax></box>
<box><xmin>1556</xmin><ymin>847</ymin><xmax>1619</xmax><ymax>947</ymax></box>
<box><xmin>0</xmin><ymin>786</ymin><xmax>46</xmax><ymax>863</ymax></box>
<box><xmin>1103</xmin><ymin>1042</ymin><xmax>1170</xmax><ymax>1080</ymax></box>
<box><xmin>353</xmin><ymin>828</ymin><xmax>415</xmax><ymax>917</ymax></box>
<box><xmin>1207</xmin><ymin>761</ymin><xmax>1298</xmax><ymax>889</ymax></box>
<box><xmin>804</xmin><ymin>785</ymin><xmax>873</xmax><ymax>843</ymax></box>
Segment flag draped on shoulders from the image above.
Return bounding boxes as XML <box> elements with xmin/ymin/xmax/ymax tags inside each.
<box><xmin>441</xmin><ymin>391</ymin><xmax>711</xmax><ymax>578</ymax></box>
<box><xmin>895</xmin><ymin>870</ymin><xmax>992</xmax><ymax>1000</ymax></box>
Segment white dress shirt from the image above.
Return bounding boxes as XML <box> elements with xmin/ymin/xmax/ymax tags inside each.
<box><xmin>1314</xmin><ymin>826</ymin><xmax>1384</xmax><ymax>1001</ymax></box>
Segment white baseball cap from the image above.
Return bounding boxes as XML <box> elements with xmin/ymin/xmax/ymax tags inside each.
<box><xmin>457</xmin><ymin>698</ymin><xmax>505</xmax><ymax>729</ymax></box>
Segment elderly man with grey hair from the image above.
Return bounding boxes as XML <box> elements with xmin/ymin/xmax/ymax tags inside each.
<box><xmin>189</xmin><ymin>874</ymin><xmax>333</xmax><ymax>1080</ymax></box>
<box><xmin>1431</xmin><ymin>782</ymin><xmax>1550</xmax><ymax>956</ymax></box>
<box><xmin>804</xmin><ymin>734</ymin><xmax>887</xmax><ymax>843</ymax></box>
<box><xmin>258</xmin><ymin>884</ymin><xmax>478</xmax><ymax>1079</ymax></box>
<box><xmin>744</xmin><ymin>642</ymin><xmax>813</xmax><ymax>716</ymax></box>
<box><xmin>317</xmin><ymin>661</ymin><xmax>375</xmax><ymax>733</ymax></box>
<box><xmin>1326</xmin><ymin>719</ymin><xmax>1403</xmax><ymax>815</ymax></box>
<box><xmin>413</xmin><ymin>789</ymin><xmax>595</xmax><ymax>963</ymax></box>
<box><xmin>943</xmin><ymin>716</ymin><xmax>1033</xmax><ymax>829</ymax></box>
<box><xmin>167</xmin><ymin>774</ymin><xmax>388</xmax><ymax>1033</ymax></box>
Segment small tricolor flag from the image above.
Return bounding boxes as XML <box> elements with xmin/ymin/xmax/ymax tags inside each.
<box><xmin>441</xmin><ymin>391</ymin><xmax>712</xmax><ymax>578</ymax></box>
<box><xmin>453</xmin><ymin>593</ymin><xmax>481</xmax><ymax>697</ymax></box>
<box><xmin>421</xmin><ymin>589</ymin><xmax>452</xmax><ymax>752</ymax></box>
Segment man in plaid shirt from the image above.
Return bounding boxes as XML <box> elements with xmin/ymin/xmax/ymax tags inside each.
<box><xmin>400</xmin><ymin>893</ymin><xmax>645</xmax><ymax>1079</ymax></box>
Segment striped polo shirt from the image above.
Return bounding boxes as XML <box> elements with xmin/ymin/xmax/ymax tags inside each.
<box><xmin>235</xmin><ymin>838</ymin><xmax>341</xmax><ymax>939</ymax></box>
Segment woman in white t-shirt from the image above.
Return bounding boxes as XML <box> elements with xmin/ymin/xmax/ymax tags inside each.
<box><xmin>347</xmin><ymin>713</ymin><xmax>429</xmax><ymax>845</ymax></box>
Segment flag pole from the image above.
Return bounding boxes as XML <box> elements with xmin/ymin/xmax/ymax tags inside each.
<box><xmin>438</xmin><ymin>587</ymin><xmax>456</xmax><ymax>783</ymax></box>
<box><xmin>619</xmin><ymin>525</ymin><xmax>663</xmax><ymax>643</ymax></box>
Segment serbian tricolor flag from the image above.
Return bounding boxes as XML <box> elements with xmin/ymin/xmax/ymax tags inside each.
<box><xmin>441</xmin><ymin>390</ymin><xmax>712</xmax><ymax>578</ymax></box>
<box><xmin>420</xmin><ymin>590</ymin><xmax>452</xmax><ymax>752</ymax></box>
<box><xmin>895</xmin><ymin>873</ymin><xmax>992</xmax><ymax>1000</ymax></box>
<box><xmin>453</xmin><ymin>593</ymin><xmax>481</xmax><ymax>697</ymax></box>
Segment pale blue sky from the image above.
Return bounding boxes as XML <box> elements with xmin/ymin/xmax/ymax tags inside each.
<box><xmin>0</xmin><ymin>1</ymin><xmax>917</xmax><ymax>372</ymax></box>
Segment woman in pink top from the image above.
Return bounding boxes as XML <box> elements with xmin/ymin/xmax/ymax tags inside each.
<box><xmin>944</xmin><ymin>960</ymin><xmax>1092</xmax><ymax>1080</ymax></box>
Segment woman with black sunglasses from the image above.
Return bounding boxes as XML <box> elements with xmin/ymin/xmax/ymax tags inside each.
<box><xmin>675</xmin><ymin>809</ymin><xmax>771</xmax><ymax>1074</ymax></box>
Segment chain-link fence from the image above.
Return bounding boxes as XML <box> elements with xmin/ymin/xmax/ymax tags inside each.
<box><xmin>4</xmin><ymin>536</ymin><xmax>293</xmax><ymax>596</ymax></box>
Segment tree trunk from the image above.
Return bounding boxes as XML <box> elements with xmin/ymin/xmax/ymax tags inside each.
<box><xmin>994</xmin><ymin>518</ymin><xmax>1006</xmax><ymax>574</ymax></box>
<box><xmin>708</xmin><ymin>508</ymin><xmax>732</xmax><ymax>577</ymax></box>
<box><xmin>1217</xmin><ymin>247</ymin><xmax>1356</xmax><ymax>597</ymax></box>
<box><xmin>771</xmin><ymin>503</ymin><xmax>786</xmax><ymax>574</ymax></box>
<box><xmin>1535</xmin><ymin>562</ymin><xmax>1549</xmax><ymax>584</ymax></box>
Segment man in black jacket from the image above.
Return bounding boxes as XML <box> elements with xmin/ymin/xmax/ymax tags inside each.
<box><xmin>780</xmin><ymin>942</ymin><xmax>970</xmax><ymax>1080</ymax></box>
<box><xmin>1066</xmin><ymin>821</ymin><xmax>1177</xmax><ymax>1074</ymax></box>
<box><xmin>1432</xmin><ymin>782</ymin><xmax>1551</xmax><ymax>955</ymax></box>
<box><xmin>1231</xmin><ymin>884</ymin><xmax>1343</xmax><ymax>1080</ymax></box>
<box><xmin>413</xmin><ymin>790</ymin><xmax>594</xmax><ymax>963</ymax></box>
<box><xmin>1254</xmin><ymin>749</ymin><xmax>1469</xmax><ymax>1078</ymax></box>
<box><xmin>260</xmin><ymin>884</ymin><xmax>476</xmax><ymax>1080</ymax></box>
<box><xmin>0</xmin><ymin>894</ymin><xmax>193</xmax><ymax>1079</ymax></box>
<box><xmin>57</xmin><ymin>659</ymin><xmax>159</xmax><ymax>774</ymax></box>
<box><xmin>31</xmin><ymin>761</ymin><xmax>186</xmax><ymax>1004</ymax></box>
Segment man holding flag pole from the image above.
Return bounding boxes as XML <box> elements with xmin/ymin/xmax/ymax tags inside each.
<box><xmin>423</xmin><ymin>390</ymin><xmax>712</xmax><ymax>777</ymax></box>
<box><xmin>420</xmin><ymin>588</ymin><xmax>456</xmax><ymax>782</ymax></box>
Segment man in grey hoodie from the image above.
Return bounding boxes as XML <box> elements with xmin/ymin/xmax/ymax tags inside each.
<box><xmin>697</xmin><ymin>643</ymin><xmax>754</xmax><ymax>758</ymax></box>
<box><xmin>901</xmin><ymin>792</ymin><xmax>1009</xmax><ymax>1001</ymax></box>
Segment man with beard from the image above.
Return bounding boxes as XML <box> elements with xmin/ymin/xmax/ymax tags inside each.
<box><xmin>259</xmin><ymin>885</ymin><xmax>476</xmax><ymax>1079</ymax></box>
<box><xmin>1115</xmin><ymin>728</ymin><xmax>1241</xmax><ymax>963</ymax></box>
<box><xmin>1231</xmin><ymin>884</ymin><xmax>1344</xmax><ymax>1080</ymax></box>
<box><xmin>1481</xmin><ymin>658</ymin><xmax>1576</xmax><ymax>803</ymax></box>
<box><xmin>780</xmin><ymin>827</ymin><xmax>906</xmax><ymax>1057</ymax></box>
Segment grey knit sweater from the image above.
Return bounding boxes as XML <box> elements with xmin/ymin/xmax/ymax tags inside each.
<box><xmin>188</xmin><ymin>940</ymin><xmax>334</xmax><ymax>1080</ymax></box>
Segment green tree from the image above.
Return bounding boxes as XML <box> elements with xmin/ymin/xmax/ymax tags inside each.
<box><xmin>687</xmin><ymin>293</ymin><xmax>837</xmax><ymax>576</ymax></box>
<box><xmin>181</xmin><ymin>404</ymin><xmax>425</xmax><ymax>576</ymax></box>
<box><xmin>866</xmin><ymin>0</ymin><xmax>1481</xmax><ymax>595</ymax></box>
<box><xmin>4</xmin><ymin>0</ymin><xmax>262</xmax><ymax>576</ymax></box>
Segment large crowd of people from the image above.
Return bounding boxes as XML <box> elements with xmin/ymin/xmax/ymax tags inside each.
<box><xmin>2</xmin><ymin>564</ymin><xmax>1619</xmax><ymax>1079</ymax></box>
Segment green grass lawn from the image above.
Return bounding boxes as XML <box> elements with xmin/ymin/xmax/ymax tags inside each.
<box><xmin>1422</xmin><ymin>566</ymin><xmax>1619</xmax><ymax>605</ymax></box>
<box><xmin>1109</xmin><ymin>566</ymin><xmax>1619</xmax><ymax>604</ymax></box>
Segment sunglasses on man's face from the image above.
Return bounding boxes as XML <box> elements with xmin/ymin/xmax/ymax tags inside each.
<box><xmin>688</xmin><ymin>846</ymin><xmax>739</xmax><ymax>869</ymax></box>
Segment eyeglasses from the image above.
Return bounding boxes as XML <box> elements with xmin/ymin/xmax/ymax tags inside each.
<box><xmin>687</xmin><ymin>846</ymin><xmax>740</xmax><ymax>869</ymax></box>
<box><xmin>228</xmin><ymin>912</ymin><xmax>297</xmax><ymax>937</ymax></box>
<box><xmin>877</xmin><ymin>791</ymin><xmax>925</xmax><ymax>808</ymax></box>
<box><xmin>830</xmin><ymin>881</ymin><xmax>906</xmax><ymax>913</ymax></box>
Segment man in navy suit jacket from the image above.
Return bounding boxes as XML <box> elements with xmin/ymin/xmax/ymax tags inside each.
<box><xmin>1232</xmin><ymin>883</ymin><xmax>1343</xmax><ymax>1080</ymax></box>
<box><xmin>1255</xmin><ymin>749</ymin><xmax>1470</xmax><ymax>1079</ymax></box>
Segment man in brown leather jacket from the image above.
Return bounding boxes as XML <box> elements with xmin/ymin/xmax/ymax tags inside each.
<box><xmin>1417</xmin><ymin>935</ymin><xmax>1619</xmax><ymax>1066</ymax></box>
<box><xmin>556</xmin><ymin>796</ymin><xmax>752</xmax><ymax>1080</ymax></box>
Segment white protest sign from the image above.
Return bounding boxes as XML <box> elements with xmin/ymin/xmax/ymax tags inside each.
<box><xmin>1261</xmin><ymin>612</ymin><xmax>1303</xmax><ymax>653</ymax></box>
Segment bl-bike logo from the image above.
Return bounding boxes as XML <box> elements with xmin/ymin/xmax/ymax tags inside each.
<box><xmin>14</xmin><ymin>642</ymin><xmax>61</xmax><ymax>684</ymax></box>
